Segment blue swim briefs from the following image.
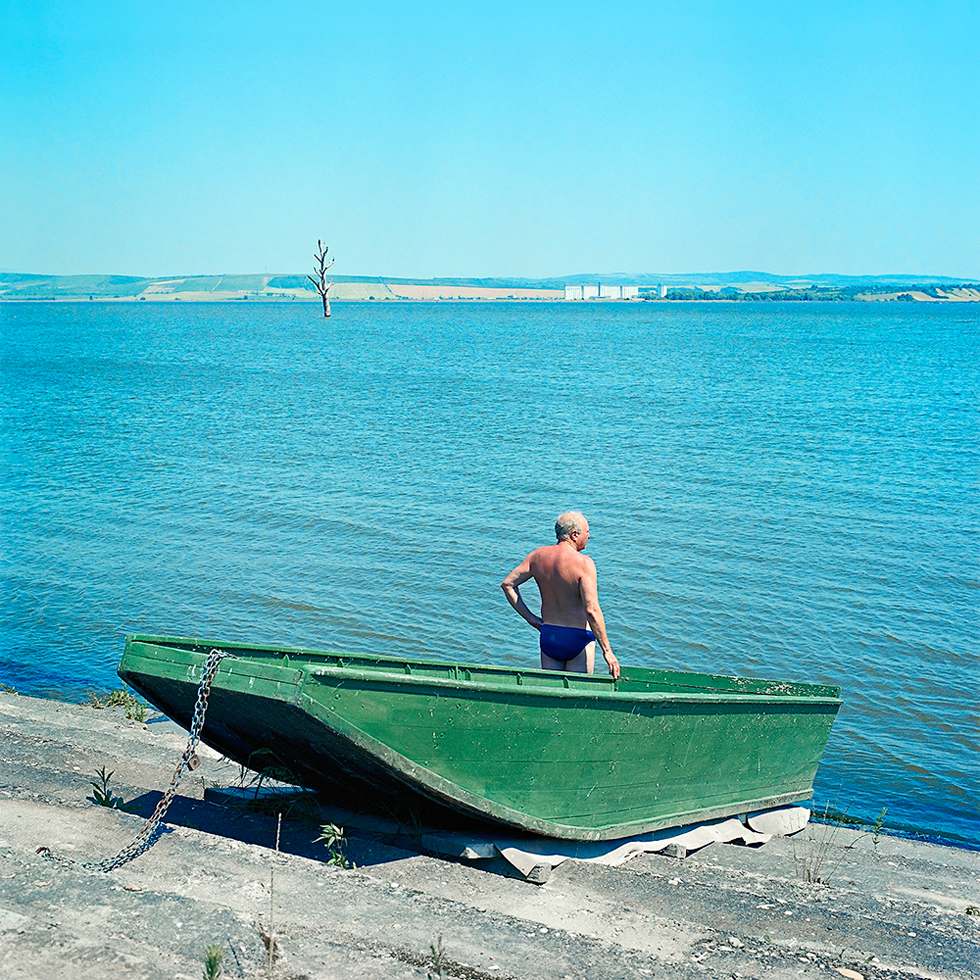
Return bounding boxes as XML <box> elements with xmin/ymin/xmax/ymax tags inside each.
<box><xmin>539</xmin><ymin>624</ymin><xmax>595</xmax><ymax>662</ymax></box>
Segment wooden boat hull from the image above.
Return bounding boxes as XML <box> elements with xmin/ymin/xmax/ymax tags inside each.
<box><xmin>118</xmin><ymin>634</ymin><xmax>841</xmax><ymax>841</ymax></box>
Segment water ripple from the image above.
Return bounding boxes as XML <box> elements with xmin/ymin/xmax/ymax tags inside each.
<box><xmin>2</xmin><ymin>300</ymin><xmax>977</xmax><ymax>844</ymax></box>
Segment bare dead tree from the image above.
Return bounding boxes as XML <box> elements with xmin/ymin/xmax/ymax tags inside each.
<box><xmin>308</xmin><ymin>240</ymin><xmax>335</xmax><ymax>317</ymax></box>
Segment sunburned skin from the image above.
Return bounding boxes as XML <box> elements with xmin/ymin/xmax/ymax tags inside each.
<box><xmin>501</xmin><ymin>512</ymin><xmax>619</xmax><ymax>679</ymax></box>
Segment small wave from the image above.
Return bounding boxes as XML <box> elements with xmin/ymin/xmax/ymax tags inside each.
<box><xmin>261</xmin><ymin>600</ymin><xmax>322</xmax><ymax>613</ymax></box>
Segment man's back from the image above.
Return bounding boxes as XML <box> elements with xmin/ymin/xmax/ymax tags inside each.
<box><xmin>528</xmin><ymin>543</ymin><xmax>594</xmax><ymax>628</ymax></box>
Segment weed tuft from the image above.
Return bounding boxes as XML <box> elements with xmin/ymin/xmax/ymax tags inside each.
<box><xmin>85</xmin><ymin>688</ymin><xmax>147</xmax><ymax>722</ymax></box>
<box><xmin>203</xmin><ymin>943</ymin><xmax>225</xmax><ymax>980</ymax></box>
<box><xmin>315</xmin><ymin>822</ymin><xmax>354</xmax><ymax>869</ymax></box>
<box><xmin>793</xmin><ymin>798</ymin><xmax>856</xmax><ymax>885</ymax></box>
<box><xmin>233</xmin><ymin>750</ymin><xmax>320</xmax><ymax>822</ymax></box>
<box><xmin>88</xmin><ymin>766</ymin><xmax>137</xmax><ymax>812</ymax></box>
<box><xmin>428</xmin><ymin>934</ymin><xmax>448</xmax><ymax>980</ymax></box>
<box><xmin>872</xmin><ymin>807</ymin><xmax>887</xmax><ymax>852</ymax></box>
<box><xmin>0</xmin><ymin>682</ymin><xmax>17</xmax><ymax>694</ymax></box>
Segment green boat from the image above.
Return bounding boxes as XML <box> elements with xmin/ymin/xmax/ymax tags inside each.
<box><xmin>118</xmin><ymin>634</ymin><xmax>841</xmax><ymax>841</ymax></box>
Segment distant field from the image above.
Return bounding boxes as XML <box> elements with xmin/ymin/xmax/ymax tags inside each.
<box><xmin>0</xmin><ymin>272</ymin><xmax>564</xmax><ymax>303</ymax></box>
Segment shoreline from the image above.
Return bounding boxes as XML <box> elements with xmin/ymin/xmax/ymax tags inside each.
<box><xmin>2</xmin><ymin>689</ymin><xmax>978</xmax><ymax>979</ymax></box>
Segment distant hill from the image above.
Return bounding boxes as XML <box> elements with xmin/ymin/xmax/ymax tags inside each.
<box><xmin>1</xmin><ymin>270</ymin><xmax>977</xmax><ymax>303</ymax></box>
<box><xmin>560</xmin><ymin>270</ymin><xmax>975</xmax><ymax>287</ymax></box>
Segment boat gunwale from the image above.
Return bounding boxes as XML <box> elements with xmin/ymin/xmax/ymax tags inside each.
<box><xmin>302</xmin><ymin>664</ymin><xmax>843</xmax><ymax>706</ymax></box>
<box><xmin>124</xmin><ymin>633</ymin><xmax>843</xmax><ymax>703</ymax></box>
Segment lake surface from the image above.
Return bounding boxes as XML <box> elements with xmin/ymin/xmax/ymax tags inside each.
<box><xmin>1</xmin><ymin>300</ymin><xmax>977</xmax><ymax>847</ymax></box>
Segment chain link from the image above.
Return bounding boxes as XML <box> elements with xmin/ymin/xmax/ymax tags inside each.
<box><xmin>38</xmin><ymin>647</ymin><xmax>235</xmax><ymax>873</ymax></box>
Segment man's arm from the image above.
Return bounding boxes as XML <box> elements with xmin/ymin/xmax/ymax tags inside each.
<box><xmin>501</xmin><ymin>556</ymin><xmax>543</xmax><ymax>630</ymax></box>
<box><xmin>579</xmin><ymin>558</ymin><xmax>620</xmax><ymax>679</ymax></box>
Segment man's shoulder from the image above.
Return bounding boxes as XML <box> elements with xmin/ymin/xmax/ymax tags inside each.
<box><xmin>528</xmin><ymin>543</ymin><xmax>559</xmax><ymax>564</ymax></box>
<box><xmin>560</xmin><ymin>548</ymin><xmax>595</xmax><ymax>574</ymax></box>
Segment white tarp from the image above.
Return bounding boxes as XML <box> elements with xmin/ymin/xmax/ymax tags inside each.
<box><xmin>489</xmin><ymin>808</ymin><xmax>810</xmax><ymax>879</ymax></box>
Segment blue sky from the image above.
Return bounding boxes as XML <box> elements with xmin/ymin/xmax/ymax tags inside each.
<box><xmin>2</xmin><ymin>0</ymin><xmax>978</xmax><ymax>278</ymax></box>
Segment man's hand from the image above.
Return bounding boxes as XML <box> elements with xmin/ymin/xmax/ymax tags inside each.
<box><xmin>604</xmin><ymin>651</ymin><xmax>620</xmax><ymax>680</ymax></box>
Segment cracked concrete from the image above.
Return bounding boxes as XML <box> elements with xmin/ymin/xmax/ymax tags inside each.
<box><xmin>1</xmin><ymin>691</ymin><xmax>978</xmax><ymax>979</ymax></box>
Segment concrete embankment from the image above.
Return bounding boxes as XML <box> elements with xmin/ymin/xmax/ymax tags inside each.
<box><xmin>1</xmin><ymin>691</ymin><xmax>978</xmax><ymax>980</ymax></box>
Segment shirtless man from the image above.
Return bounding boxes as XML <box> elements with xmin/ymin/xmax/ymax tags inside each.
<box><xmin>501</xmin><ymin>511</ymin><xmax>620</xmax><ymax>679</ymax></box>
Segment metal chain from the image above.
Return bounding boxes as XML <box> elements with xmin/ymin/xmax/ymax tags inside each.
<box><xmin>38</xmin><ymin>647</ymin><xmax>235</xmax><ymax>873</ymax></box>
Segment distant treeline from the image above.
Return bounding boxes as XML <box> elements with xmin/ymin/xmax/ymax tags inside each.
<box><xmin>653</xmin><ymin>284</ymin><xmax>979</xmax><ymax>302</ymax></box>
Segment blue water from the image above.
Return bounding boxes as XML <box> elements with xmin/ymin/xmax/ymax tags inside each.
<box><xmin>2</xmin><ymin>300</ymin><xmax>977</xmax><ymax>847</ymax></box>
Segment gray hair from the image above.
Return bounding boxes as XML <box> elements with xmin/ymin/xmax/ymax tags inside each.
<box><xmin>555</xmin><ymin>511</ymin><xmax>586</xmax><ymax>542</ymax></box>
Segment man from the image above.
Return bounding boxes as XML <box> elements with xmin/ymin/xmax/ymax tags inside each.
<box><xmin>501</xmin><ymin>511</ymin><xmax>620</xmax><ymax>679</ymax></box>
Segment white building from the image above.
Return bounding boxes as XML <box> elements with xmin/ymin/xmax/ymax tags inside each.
<box><xmin>564</xmin><ymin>282</ymin><xmax>641</xmax><ymax>300</ymax></box>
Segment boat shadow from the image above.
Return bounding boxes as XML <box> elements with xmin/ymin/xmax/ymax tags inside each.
<box><xmin>125</xmin><ymin>787</ymin><xmax>529</xmax><ymax>879</ymax></box>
